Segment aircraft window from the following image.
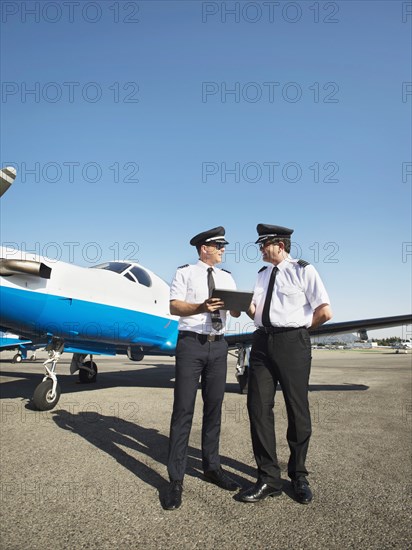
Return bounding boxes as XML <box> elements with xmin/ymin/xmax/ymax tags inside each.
<box><xmin>130</xmin><ymin>266</ymin><xmax>152</xmax><ymax>287</ymax></box>
<box><xmin>92</xmin><ymin>262</ymin><xmax>151</xmax><ymax>287</ymax></box>
<box><xmin>92</xmin><ymin>262</ymin><xmax>131</xmax><ymax>274</ymax></box>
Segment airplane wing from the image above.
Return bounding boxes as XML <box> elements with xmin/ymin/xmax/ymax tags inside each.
<box><xmin>0</xmin><ymin>334</ymin><xmax>45</xmax><ymax>362</ymax></box>
<box><xmin>225</xmin><ymin>314</ymin><xmax>412</xmax><ymax>347</ymax></box>
<box><xmin>0</xmin><ymin>166</ymin><xmax>17</xmax><ymax>197</ymax></box>
<box><xmin>0</xmin><ymin>336</ymin><xmax>33</xmax><ymax>350</ymax></box>
<box><xmin>309</xmin><ymin>314</ymin><xmax>412</xmax><ymax>337</ymax></box>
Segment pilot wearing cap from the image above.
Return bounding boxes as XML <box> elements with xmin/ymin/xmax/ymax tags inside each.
<box><xmin>163</xmin><ymin>226</ymin><xmax>241</xmax><ymax>510</ymax></box>
<box><xmin>239</xmin><ymin>224</ymin><xmax>332</xmax><ymax>505</ymax></box>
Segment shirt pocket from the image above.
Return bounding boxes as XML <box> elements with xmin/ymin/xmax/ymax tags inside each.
<box><xmin>191</xmin><ymin>278</ymin><xmax>208</xmax><ymax>303</ymax></box>
<box><xmin>278</xmin><ymin>285</ymin><xmax>306</xmax><ymax>308</ymax></box>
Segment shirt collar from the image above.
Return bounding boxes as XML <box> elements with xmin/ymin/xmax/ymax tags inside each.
<box><xmin>197</xmin><ymin>259</ymin><xmax>214</xmax><ymax>271</ymax></box>
<box><xmin>272</xmin><ymin>255</ymin><xmax>292</xmax><ymax>272</ymax></box>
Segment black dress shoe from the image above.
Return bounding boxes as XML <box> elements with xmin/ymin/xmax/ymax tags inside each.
<box><xmin>204</xmin><ymin>468</ymin><xmax>241</xmax><ymax>491</ymax></box>
<box><xmin>292</xmin><ymin>478</ymin><xmax>313</xmax><ymax>504</ymax></box>
<box><xmin>162</xmin><ymin>480</ymin><xmax>183</xmax><ymax>510</ymax></box>
<box><xmin>239</xmin><ymin>481</ymin><xmax>282</xmax><ymax>502</ymax></box>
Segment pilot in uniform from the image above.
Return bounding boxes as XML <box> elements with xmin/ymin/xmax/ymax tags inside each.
<box><xmin>163</xmin><ymin>226</ymin><xmax>241</xmax><ymax>510</ymax></box>
<box><xmin>239</xmin><ymin>224</ymin><xmax>332</xmax><ymax>505</ymax></box>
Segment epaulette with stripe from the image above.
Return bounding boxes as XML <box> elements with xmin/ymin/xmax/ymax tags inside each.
<box><xmin>297</xmin><ymin>259</ymin><xmax>310</xmax><ymax>268</ymax></box>
<box><xmin>221</xmin><ymin>268</ymin><xmax>231</xmax><ymax>274</ymax></box>
<box><xmin>177</xmin><ymin>264</ymin><xmax>189</xmax><ymax>269</ymax></box>
<box><xmin>258</xmin><ymin>266</ymin><xmax>268</xmax><ymax>273</ymax></box>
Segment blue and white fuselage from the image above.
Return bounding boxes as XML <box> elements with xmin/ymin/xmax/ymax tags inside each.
<box><xmin>0</xmin><ymin>246</ymin><xmax>179</xmax><ymax>356</ymax></box>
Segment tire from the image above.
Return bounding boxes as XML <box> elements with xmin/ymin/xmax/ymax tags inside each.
<box><xmin>13</xmin><ymin>353</ymin><xmax>22</xmax><ymax>363</ymax></box>
<box><xmin>32</xmin><ymin>379</ymin><xmax>61</xmax><ymax>411</ymax></box>
<box><xmin>79</xmin><ymin>360</ymin><xmax>97</xmax><ymax>383</ymax></box>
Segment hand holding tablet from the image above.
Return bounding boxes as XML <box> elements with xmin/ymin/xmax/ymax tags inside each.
<box><xmin>211</xmin><ymin>289</ymin><xmax>253</xmax><ymax>311</ymax></box>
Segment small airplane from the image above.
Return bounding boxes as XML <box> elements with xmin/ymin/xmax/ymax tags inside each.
<box><xmin>1</xmin><ymin>168</ymin><xmax>411</xmax><ymax>410</ymax></box>
<box><xmin>0</xmin><ymin>332</ymin><xmax>42</xmax><ymax>362</ymax></box>
<box><xmin>392</xmin><ymin>340</ymin><xmax>412</xmax><ymax>353</ymax></box>
<box><xmin>0</xmin><ymin>246</ymin><xmax>179</xmax><ymax>409</ymax></box>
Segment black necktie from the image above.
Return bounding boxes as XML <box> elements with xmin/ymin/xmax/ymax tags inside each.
<box><xmin>262</xmin><ymin>266</ymin><xmax>278</xmax><ymax>327</ymax></box>
<box><xmin>207</xmin><ymin>267</ymin><xmax>223</xmax><ymax>331</ymax></box>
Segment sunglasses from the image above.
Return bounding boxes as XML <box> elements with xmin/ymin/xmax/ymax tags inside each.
<box><xmin>259</xmin><ymin>241</ymin><xmax>278</xmax><ymax>249</ymax></box>
<box><xmin>206</xmin><ymin>242</ymin><xmax>226</xmax><ymax>250</ymax></box>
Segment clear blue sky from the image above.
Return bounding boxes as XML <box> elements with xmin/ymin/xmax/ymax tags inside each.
<box><xmin>1</xmin><ymin>0</ymin><xmax>411</xmax><ymax>338</ymax></box>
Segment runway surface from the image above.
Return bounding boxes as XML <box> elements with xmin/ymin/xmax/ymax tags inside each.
<box><xmin>0</xmin><ymin>349</ymin><xmax>411</xmax><ymax>549</ymax></box>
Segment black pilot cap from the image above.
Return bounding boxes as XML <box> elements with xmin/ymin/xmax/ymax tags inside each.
<box><xmin>190</xmin><ymin>226</ymin><xmax>229</xmax><ymax>247</ymax></box>
<box><xmin>255</xmin><ymin>223</ymin><xmax>294</xmax><ymax>244</ymax></box>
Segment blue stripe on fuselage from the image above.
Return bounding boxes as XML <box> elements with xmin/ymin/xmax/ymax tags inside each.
<box><xmin>0</xmin><ymin>286</ymin><xmax>178</xmax><ymax>352</ymax></box>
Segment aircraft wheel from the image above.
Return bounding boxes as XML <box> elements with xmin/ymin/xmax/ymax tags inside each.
<box><xmin>79</xmin><ymin>360</ymin><xmax>97</xmax><ymax>383</ymax></box>
<box><xmin>32</xmin><ymin>379</ymin><xmax>61</xmax><ymax>411</ymax></box>
<box><xmin>13</xmin><ymin>353</ymin><xmax>22</xmax><ymax>363</ymax></box>
<box><xmin>238</xmin><ymin>372</ymin><xmax>248</xmax><ymax>394</ymax></box>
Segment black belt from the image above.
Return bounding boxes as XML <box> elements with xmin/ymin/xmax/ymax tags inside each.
<box><xmin>179</xmin><ymin>331</ymin><xmax>225</xmax><ymax>343</ymax></box>
<box><xmin>258</xmin><ymin>326</ymin><xmax>305</xmax><ymax>334</ymax></box>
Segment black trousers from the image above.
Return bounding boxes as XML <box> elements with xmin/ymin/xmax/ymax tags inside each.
<box><xmin>167</xmin><ymin>333</ymin><xmax>228</xmax><ymax>482</ymax></box>
<box><xmin>247</xmin><ymin>328</ymin><xmax>312</xmax><ymax>487</ymax></box>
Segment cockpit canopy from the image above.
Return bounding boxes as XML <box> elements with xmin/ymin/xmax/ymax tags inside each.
<box><xmin>91</xmin><ymin>262</ymin><xmax>152</xmax><ymax>287</ymax></box>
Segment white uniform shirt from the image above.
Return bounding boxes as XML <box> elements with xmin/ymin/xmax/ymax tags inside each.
<box><xmin>252</xmin><ymin>257</ymin><xmax>330</xmax><ymax>328</ymax></box>
<box><xmin>170</xmin><ymin>260</ymin><xmax>237</xmax><ymax>334</ymax></box>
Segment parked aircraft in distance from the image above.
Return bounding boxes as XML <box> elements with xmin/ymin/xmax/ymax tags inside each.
<box><xmin>0</xmin><ymin>332</ymin><xmax>42</xmax><ymax>362</ymax></box>
<box><xmin>392</xmin><ymin>340</ymin><xmax>412</xmax><ymax>353</ymax></box>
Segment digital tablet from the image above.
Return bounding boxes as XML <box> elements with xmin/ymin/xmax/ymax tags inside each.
<box><xmin>211</xmin><ymin>289</ymin><xmax>253</xmax><ymax>311</ymax></box>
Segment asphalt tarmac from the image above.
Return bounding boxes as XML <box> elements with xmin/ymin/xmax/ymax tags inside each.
<box><xmin>0</xmin><ymin>349</ymin><xmax>411</xmax><ymax>550</ymax></box>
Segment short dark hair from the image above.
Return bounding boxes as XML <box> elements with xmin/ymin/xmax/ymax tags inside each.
<box><xmin>271</xmin><ymin>238</ymin><xmax>291</xmax><ymax>253</ymax></box>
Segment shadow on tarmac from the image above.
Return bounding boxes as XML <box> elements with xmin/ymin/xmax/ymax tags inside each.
<box><xmin>1</xmin><ymin>359</ymin><xmax>368</xmax><ymax>508</ymax></box>
<box><xmin>50</xmin><ymin>409</ymin><xmax>261</xmax><ymax>506</ymax></box>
